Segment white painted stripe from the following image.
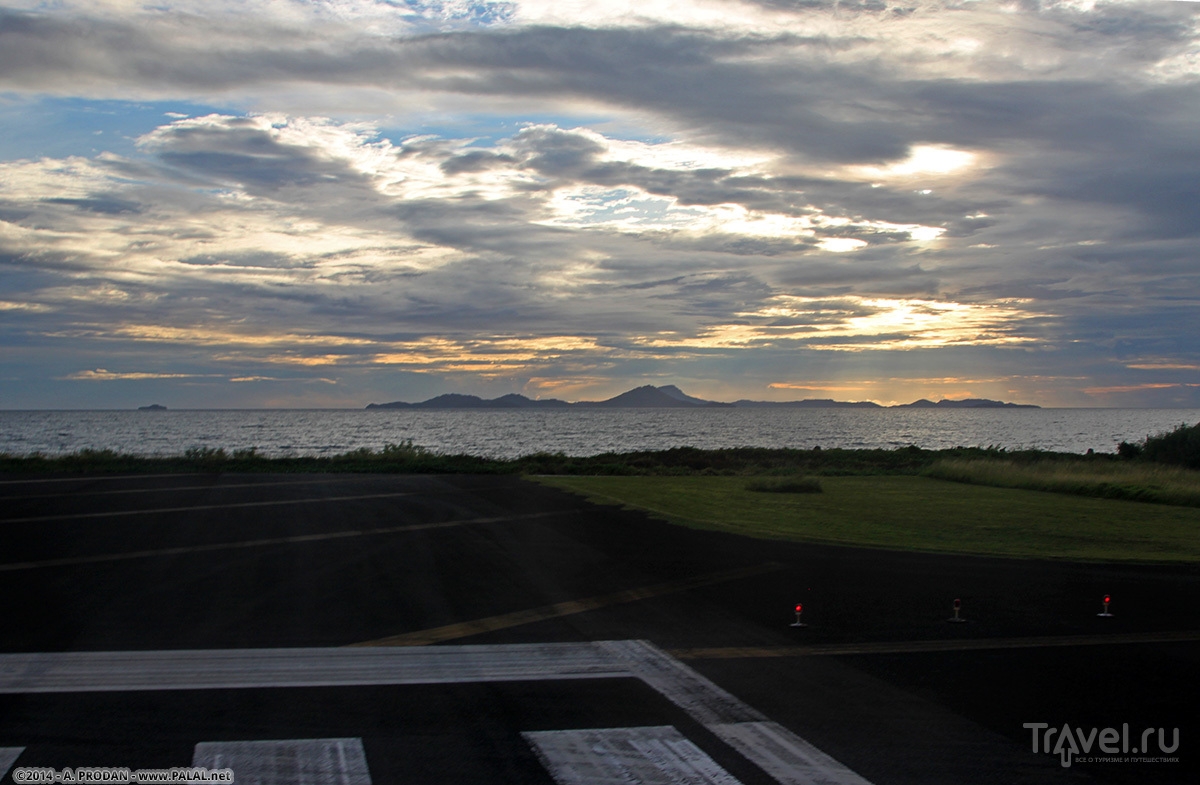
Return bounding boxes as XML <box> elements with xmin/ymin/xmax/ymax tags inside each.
<box><xmin>1</xmin><ymin>492</ymin><xmax>428</xmax><ymax>523</ymax></box>
<box><xmin>711</xmin><ymin>723</ymin><xmax>872</xmax><ymax>785</ymax></box>
<box><xmin>1</xmin><ymin>748</ymin><xmax>25</xmax><ymax>779</ymax></box>
<box><xmin>598</xmin><ymin>641</ymin><xmax>874</xmax><ymax>785</ymax></box>
<box><xmin>193</xmin><ymin>738</ymin><xmax>371</xmax><ymax>785</ymax></box>
<box><xmin>4</xmin><ymin>477</ymin><xmax>386</xmax><ymax>501</ymax></box>
<box><xmin>0</xmin><ymin>642</ymin><xmax>874</xmax><ymax>785</ymax></box>
<box><xmin>597</xmin><ymin>640</ymin><xmax>765</xmax><ymax>725</ymax></box>
<box><xmin>0</xmin><ymin>644</ymin><xmax>626</xmax><ymax>693</ymax></box>
<box><xmin>525</xmin><ymin>726</ymin><xmax>743</xmax><ymax>785</ymax></box>
<box><xmin>0</xmin><ymin>474</ymin><xmax>196</xmax><ymax>486</ymax></box>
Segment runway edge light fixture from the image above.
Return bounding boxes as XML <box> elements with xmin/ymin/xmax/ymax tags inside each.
<box><xmin>947</xmin><ymin>597</ymin><xmax>967</xmax><ymax>623</ymax></box>
<box><xmin>790</xmin><ymin>603</ymin><xmax>807</xmax><ymax>628</ymax></box>
<box><xmin>1098</xmin><ymin>594</ymin><xmax>1113</xmax><ymax>617</ymax></box>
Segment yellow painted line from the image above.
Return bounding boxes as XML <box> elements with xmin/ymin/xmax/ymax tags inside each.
<box><xmin>0</xmin><ymin>511</ymin><xmax>566</xmax><ymax>573</ymax></box>
<box><xmin>668</xmin><ymin>630</ymin><xmax>1200</xmax><ymax>659</ymax></box>
<box><xmin>350</xmin><ymin>562</ymin><xmax>786</xmax><ymax>648</ymax></box>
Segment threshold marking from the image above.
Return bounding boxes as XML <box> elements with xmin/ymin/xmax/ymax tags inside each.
<box><xmin>0</xmin><ymin>641</ymin><xmax>874</xmax><ymax>785</ymax></box>
<box><xmin>525</xmin><ymin>726</ymin><xmax>743</xmax><ymax>785</ymax></box>
<box><xmin>1</xmin><ymin>748</ymin><xmax>24</xmax><ymax>780</ymax></box>
<box><xmin>0</xmin><ymin>511</ymin><xmax>567</xmax><ymax>573</ymax></box>
<box><xmin>193</xmin><ymin>738</ymin><xmax>371</xmax><ymax>785</ymax></box>
<box><xmin>349</xmin><ymin>562</ymin><xmax>784</xmax><ymax>647</ymax></box>
<box><xmin>669</xmin><ymin>629</ymin><xmax>1200</xmax><ymax>659</ymax></box>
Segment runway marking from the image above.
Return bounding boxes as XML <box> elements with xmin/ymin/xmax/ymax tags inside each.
<box><xmin>0</xmin><ymin>511</ymin><xmax>568</xmax><ymax>573</ymax></box>
<box><xmin>2</xmin><ymin>476</ymin><xmax>390</xmax><ymax>501</ymax></box>
<box><xmin>599</xmin><ymin>640</ymin><xmax>873</xmax><ymax>785</ymax></box>
<box><xmin>193</xmin><ymin>738</ymin><xmax>372</xmax><ymax>785</ymax></box>
<box><xmin>1</xmin><ymin>748</ymin><xmax>24</xmax><ymax>779</ymax></box>
<box><xmin>524</xmin><ymin>726</ymin><xmax>744</xmax><ymax>785</ymax></box>
<box><xmin>711</xmin><ymin>722</ymin><xmax>871</xmax><ymax>785</ymax></box>
<box><xmin>0</xmin><ymin>641</ymin><xmax>874</xmax><ymax>785</ymax></box>
<box><xmin>0</xmin><ymin>644</ymin><xmax>628</xmax><ymax>693</ymax></box>
<box><xmin>0</xmin><ymin>491</ymin><xmax>434</xmax><ymax>523</ymax></box>
<box><xmin>668</xmin><ymin>629</ymin><xmax>1200</xmax><ymax>659</ymax></box>
<box><xmin>348</xmin><ymin>562</ymin><xmax>785</xmax><ymax>647</ymax></box>
<box><xmin>0</xmin><ymin>473</ymin><xmax>197</xmax><ymax>486</ymax></box>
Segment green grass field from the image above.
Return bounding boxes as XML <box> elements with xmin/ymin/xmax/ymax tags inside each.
<box><xmin>535</xmin><ymin>475</ymin><xmax>1200</xmax><ymax>563</ymax></box>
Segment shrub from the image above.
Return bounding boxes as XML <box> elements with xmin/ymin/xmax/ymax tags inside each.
<box><xmin>183</xmin><ymin>446</ymin><xmax>228</xmax><ymax>465</ymax></box>
<box><xmin>1117</xmin><ymin>440</ymin><xmax>1142</xmax><ymax>459</ymax></box>
<box><xmin>1139</xmin><ymin>422</ymin><xmax>1200</xmax><ymax>470</ymax></box>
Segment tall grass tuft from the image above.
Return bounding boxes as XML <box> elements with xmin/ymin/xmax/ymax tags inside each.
<box><xmin>926</xmin><ymin>457</ymin><xmax>1200</xmax><ymax>507</ymax></box>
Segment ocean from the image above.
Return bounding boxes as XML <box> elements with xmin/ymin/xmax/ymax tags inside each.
<box><xmin>2</xmin><ymin>408</ymin><xmax>1199</xmax><ymax>460</ymax></box>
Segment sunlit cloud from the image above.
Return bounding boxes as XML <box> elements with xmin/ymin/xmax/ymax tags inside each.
<box><xmin>767</xmin><ymin>383</ymin><xmax>871</xmax><ymax>393</ymax></box>
<box><xmin>852</xmin><ymin>145</ymin><xmax>980</xmax><ymax>180</ymax></box>
<box><xmin>817</xmin><ymin>238</ymin><xmax>868</xmax><ymax>253</ymax></box>
<box><xmin>2</xmin><ymin>0</ymin><xmax>1199</xmax><ymax>408</ymax></box>
<box><xmin>64</xmin><ymin>369</ymin><xmax>220</xmax><ymax>381</ymax></box>
<box><xmin>671</xmin><ymin>296</ymin><xmax>1040</xmax><ymax>352</ymax></box>
<box><xmin>230</xmin><ymin>376</ymin><xmax>338</xmax><ymax>384</ymax></box>
<box><xmin>1084</xmin><ymin>383</ymin><xmax>1200</xmax><ymax>395</ymax></box>
<box><xmin>1126</xmin><ymin>362</ymin><xmax>1200</xmax><ymax>370</ymax></box>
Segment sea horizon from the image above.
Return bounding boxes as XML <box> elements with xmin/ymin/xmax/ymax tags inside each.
<box><xmin>5</xmin><ymin>407</ymin><xmax>1200</xmax><ymax>460</ymax></box>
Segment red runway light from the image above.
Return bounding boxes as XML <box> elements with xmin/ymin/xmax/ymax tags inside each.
<box><xmin>1104</xmin><ymin>595</ymin><xmax>1110</xmax><ymax>604</ymax></box>
<box><xmin>795</xmin><ymin>604</ymin><xmax>803</xmax><ymax>613</ymax></box>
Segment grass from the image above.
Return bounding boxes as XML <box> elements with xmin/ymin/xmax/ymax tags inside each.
<box><xmin>535</xmin><ymin>475</ymin><xmax>1200</xmax><ymax>563</ymax></box>
<box><xmin>926</xmin><ymin>457</ymin><xmax>1200</xmax><ymax>508</ymax></box>
<box><xmin>744</xmin><ymin>475</ymin><xmax>823</xmax><ymax>493</ymax></box>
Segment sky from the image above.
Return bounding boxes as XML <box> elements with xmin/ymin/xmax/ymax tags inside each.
<box><xmin>2</xmin><ymin>0</ymin><xmax>1200</xmax><ymax>409</ymax></box>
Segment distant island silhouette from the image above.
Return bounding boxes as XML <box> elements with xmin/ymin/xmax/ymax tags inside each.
<box><xmin>367</xmin><ymin>385</ymin><xmax>1039</xmax><ymax>410</ymax></box>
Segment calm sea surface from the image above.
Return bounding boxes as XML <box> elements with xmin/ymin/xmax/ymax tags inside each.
<box><xmin>2</xmin><ymin>408</ymin><xmax>1199</xmax><ymax>459</ymax></box>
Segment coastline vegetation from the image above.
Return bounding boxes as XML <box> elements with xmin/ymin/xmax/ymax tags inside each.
<box><xmin>0</xmin><ymin>442</ymin><xmax>1071</xmax><ymax>479</ymax></box>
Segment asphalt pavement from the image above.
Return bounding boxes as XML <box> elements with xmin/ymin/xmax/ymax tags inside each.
<box><xmin>1</xmin><ymin>472</ymin><xmax>1197</xmax><ymax>784</ymax></box>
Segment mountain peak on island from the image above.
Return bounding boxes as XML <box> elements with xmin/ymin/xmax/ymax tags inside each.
<box><xmin>591</xmin><ymin>385</ymin><xmax>732</xmax><ymax>408</ymax></box>
<box><xmin>896</xmin><ymin>398</ymin><xmax>1039</xmax><ymax>409</ymax></box>
<box><xmin>366</xmin><ymin>386</ymin><xmax>1038</xmax><ymax>410</ymax></box>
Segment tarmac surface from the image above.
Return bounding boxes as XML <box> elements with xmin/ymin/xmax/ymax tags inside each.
<box><xmin>1</xmin><ymin>472</ymin><xmax>1198</xmax><ymax>784</ymax></box>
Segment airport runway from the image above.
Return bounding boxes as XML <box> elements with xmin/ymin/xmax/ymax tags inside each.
<box><xmin>1</xmin><ymin>472</ymin><xmax>1197</xmax><ymax>784</ymax></box>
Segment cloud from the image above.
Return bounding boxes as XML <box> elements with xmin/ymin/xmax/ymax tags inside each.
<box><xmin>2</xmin><ymin>1</ymin><xmax>1200</xmax><ymax>407</ymax></box>
<box><xmin>64</xmin><ymin>369</ymin><xmax>219</xmax><ymax>381</ymax></box>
